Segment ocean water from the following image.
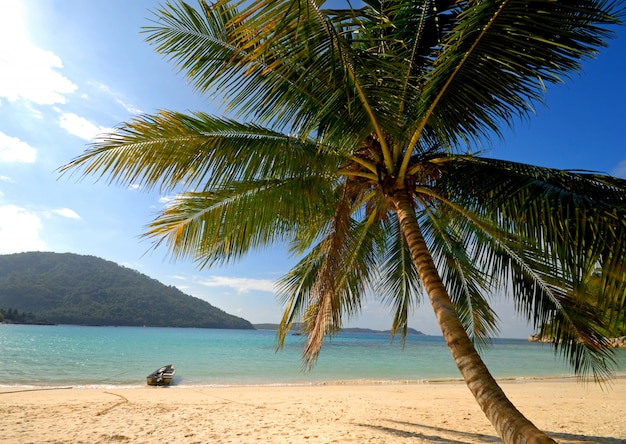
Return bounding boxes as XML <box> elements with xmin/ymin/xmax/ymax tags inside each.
<box><xmin>1</xmin><ymin>324</ymin><xmax>624</xmax><ymax>388</ymax></box>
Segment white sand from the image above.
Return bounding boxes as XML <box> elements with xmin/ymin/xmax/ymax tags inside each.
<box><xmin>0</xmin><ymin>377</ymin><xmax>624</xmax><ymax>443</ymax></box>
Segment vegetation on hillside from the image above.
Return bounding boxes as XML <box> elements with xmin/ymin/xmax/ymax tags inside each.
<box><xmin>0</xmin><ymin>307</ymin><xmax>40</xmax><ymax>324</ymax></box>
<box><xmin>0</xmin><ymin>252</ymin><xmax>253</xmax><ymax>329</ymax></box>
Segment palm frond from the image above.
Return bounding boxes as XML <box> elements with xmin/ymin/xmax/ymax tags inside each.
<box><xmin>145</xmin><ymin>0</ymin><xmax>375</xmax><ymax>146</ymax></box>
<box><xmin>61</xmin><ymin>111</ymin><xmax>340</xmax><ymax>192</ymax></box>
<box><xmin>419</xmin><ymin>205</ymin><xmax>500</xmax><ymax>345</ymax></box>
<box><xmin>277</xmin><ymin>184</ymin><xmax>386</xmax><ymax>367</ymax></box>
<box><xmin>428</xmin><ymin>154</ymin><xmax>626</xmax><ymax>378</ymax></box>
<box><xmin>376</xmin><ymin>215</ymin><xmax>423</xmax><ymax>341</ymax></box>
<box><xmin>145</xmin><ymin>176</ymin><xmax>336</xmax><ymax>266</ymax></box>
<box><xmin>412</xmin><ymin>0</ymin><xmax>623</xmax><ymax>149</ymax></box>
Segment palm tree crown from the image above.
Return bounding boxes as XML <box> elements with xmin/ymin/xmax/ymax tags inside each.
<box><xmin>62</xmin><ymin>1</ymin><xmax>626</xmax><ymax>442</ymax></box>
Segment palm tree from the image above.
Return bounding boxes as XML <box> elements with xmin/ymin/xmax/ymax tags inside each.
<box><xmin>62</xmin><ymin>1</ymin><xmax>626</xmax><ymax>442</ymax></box>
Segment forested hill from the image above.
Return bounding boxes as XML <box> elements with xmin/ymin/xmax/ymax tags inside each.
<box><xmin>0</xmin><ymin>252</ymin><xmax>253</xmax><ymax>329</ymax></box>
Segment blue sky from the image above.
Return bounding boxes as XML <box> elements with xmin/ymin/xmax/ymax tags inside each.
<box><xmin>1</xmin><ymin>0</ymin><xmax>624</xmax><ymax>337</ymax></box>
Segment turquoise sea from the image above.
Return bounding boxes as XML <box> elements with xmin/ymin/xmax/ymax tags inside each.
<box><xmin>1</xmin><ymin>324</ymin><xmax>624</xmax><ymax>388</ymax></box>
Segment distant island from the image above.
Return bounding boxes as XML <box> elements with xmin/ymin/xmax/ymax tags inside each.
<box><xmin>253</xmin><ymin>323</ymin><xmax>426</xmax><ymax>336</ymax></box>
<box><xmin>0</xmin><ymin>251</ymin><xmax>253</xmax><ymax>329</ymax></box>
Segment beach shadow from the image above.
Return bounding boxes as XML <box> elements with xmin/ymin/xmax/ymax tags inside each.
<box><xmin>357</xmin><ymin>420</ymin><xmax>499</xmax><ymax>443</ymax></box>
<box><xmin>544</xmin><ymin>431</ymin><xmax>625</xmax><ymax>444</ymax></box>
<box><xmin>359</xmin><ymin>420</ymin><xmax>623</xmax><ymax>444</ymax></box>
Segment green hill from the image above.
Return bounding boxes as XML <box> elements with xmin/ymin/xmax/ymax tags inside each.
<box><xmin>0</xmin><ymin>252</ymin><xmax>253</xmax><ymax>329</ymax></box>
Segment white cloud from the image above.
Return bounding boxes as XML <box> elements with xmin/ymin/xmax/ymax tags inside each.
<box><xmin>24</xmin><ymin>102</ymin><xmax>44</xmax><ymax>119</ymax></box>
<box><xmin>58</xmin><ymin>113</ymin><xmax>113</xmax><ymax>141</ymax></box>
<box><xmin>0</xmin><ymin>204</ymin><xmax>47</xmax><ymax>253</ymax></box>
<box><xmin>171</xmin><ymin>275</ymin><xmax>276</xmax><ymax>294</ymax></box>
<box><xmin>158</xmin><ymin>195</ymin><xmax>174</xmax><ymax>204</ymax></box>
<box><xmin>0</xmin><ymin>0</ymin><xmax>77</xmax><ymax>105</ymax></box>
<box><xmin>116</xmin><ymin>98</ymin><xmax>143</xmax><ymax>115</ymax></box>
<box><xmin>88</xmin><ymin>81</ymin><xmax>143</xmax><ymax>115</ymax></box>
<box><xmin>199</xmin><ymin>276</ymin><xmax>277</xmax><ymax>294</ymax></box>
<box><xmin>52</xmin><ymin>208</ymin><xmax>81</xmax><ymax>219</ymax></box>
<box><xmin>0</xmin><ymin>131</ymin><xmax>37</xmax><ymax>163</ymax></box>
<box><xmin>612</xmin><ymin>160</ymin><xmax>626</xmax><ymax>178</ymax></box>
<box><xmin>88</xmin><ymin>81</ymin><xmax>112</xmax><ymax>94</ymax></box>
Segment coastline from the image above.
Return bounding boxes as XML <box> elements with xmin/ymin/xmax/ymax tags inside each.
<box><xmin>2</xmin><ymin>369</ymin><xmax>625</xmax><ymax>390</ymax></box>
<box><xmin>2</xmin><ymin>377</ymin><xmax>624</xmax><ymax>443</ymax></box>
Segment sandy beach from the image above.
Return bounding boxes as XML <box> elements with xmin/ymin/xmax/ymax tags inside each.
<box><xmin>1</xmin><ymin>377</ymin><xmax>624</xmax><ymax>443</ymax></box>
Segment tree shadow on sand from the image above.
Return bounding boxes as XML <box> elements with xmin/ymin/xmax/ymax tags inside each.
<box><xmin>357</xmin><ymin>420</ymin><xmax>624</xmax><ymax>443</ymax></box>
<box><xmin>356</xmin><ymin>420</ymin><xmax>499</xmax><ymax>443</ymax></box>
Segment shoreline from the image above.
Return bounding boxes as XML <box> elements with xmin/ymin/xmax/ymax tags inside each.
<box><xmin>1</xmin><ymin>378</ymin><xmax>624</xmax><ymax>443</ymax></box>
<box><xmin>1</xmin><ymin>372</ymin><xmax>625</xmax><ymax>391</ymax></box>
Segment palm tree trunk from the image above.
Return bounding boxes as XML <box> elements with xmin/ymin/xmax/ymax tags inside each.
<box><xmin>392</xmin><ymin>190</ymin><xmax>557</xmax><ymax>444</ymax></box>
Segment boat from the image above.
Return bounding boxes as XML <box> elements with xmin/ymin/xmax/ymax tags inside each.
<box><xmin>146</xmin><ymin>364</ymin><xmax>176</xmax><ymax>386</ymax></box>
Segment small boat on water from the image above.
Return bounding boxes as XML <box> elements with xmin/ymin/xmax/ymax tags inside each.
<box><xmin>146</xmin><ymin>364</ymin><xmax>176</xmax><ymax>386</ymax></box>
